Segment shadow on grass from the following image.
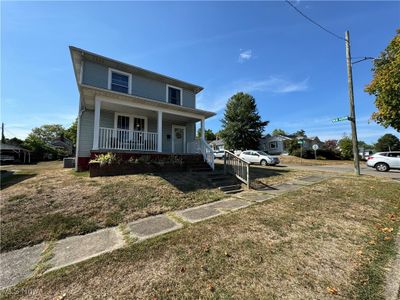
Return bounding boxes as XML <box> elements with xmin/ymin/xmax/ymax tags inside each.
<box><xmin>1</xmin><ymin>173</ymin><xmax>37</xmax><ymax>190</ymax></box>
<box><xmin>157</xmin><ymin>172</ymin><xmax>216</xmax><ymax>193</ymax></box>
<box><xmin>249</xmin><ymin>165</ymin><xmax>293</xmax><ymax>190</ymax></box>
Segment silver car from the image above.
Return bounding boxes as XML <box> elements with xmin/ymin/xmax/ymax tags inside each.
<box><xmin>239</xmin><ymin>150</ymin><xmax>280</xmax><ymax>166</ymax></box>
<box><xmin>213</xmin><ymin>150</ymin><xmax>225</xmax><ymax>159</ymax></box>
<box><xmin>366</xmin><ymin>151</ymin><xmax>400</xmax><ymax>172</ymax></box>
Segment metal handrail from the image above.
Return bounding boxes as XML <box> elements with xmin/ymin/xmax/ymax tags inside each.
<box><xmin>224</xmin><ymin>150</ymin><xmax>250</xmax><ymax>189</ymax></box>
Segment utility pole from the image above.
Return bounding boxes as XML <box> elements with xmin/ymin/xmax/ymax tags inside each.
<box><xmin>345</xmin><ymin>31</ymin><xmax>360</xmax><ymax>176</ymax></box>
<box><xmin>1</xmin><ymin>122</ymin><xmax>5</xmax><ymax>144</ymax></box>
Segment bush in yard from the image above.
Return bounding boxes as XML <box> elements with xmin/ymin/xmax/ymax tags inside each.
<box><xmin>338</xmin><ymin>136</ymin><xmax>354</xmax><ymax>160</ymax></box>
<box><xmin>291</xmin><ymin>148</ymin><xmax>341</xmax><ymax>160</ymax></box>
<box><xmin>90</xmin><ymin>152</ymin><xmax>121</xmax><ymax>167</ymax></box>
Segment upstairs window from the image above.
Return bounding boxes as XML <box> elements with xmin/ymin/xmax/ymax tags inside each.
<box><xmin>108</xmin><ymin>68</ymin><xmax>131</xmax><ymax>94</ymax></box>
<box><xmin>167</xmin><ymin>85</ymin><xmax>182</xmax><ymax>105</ymax></box>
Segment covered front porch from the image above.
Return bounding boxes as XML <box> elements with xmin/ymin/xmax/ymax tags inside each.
<box><xmin>92</xmin><ymin>96</ymin><xmax>207</xmax><ymax>154</ymax></box>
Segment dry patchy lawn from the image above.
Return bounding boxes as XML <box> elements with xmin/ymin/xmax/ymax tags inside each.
<box><xmin>2</xmin><ymin>176</ymin><xmax>399</xmax><ymax>299</ymax></box>
<box><xmin>279</xmin><ymin>155</ymin><xmax>353</xmax><ymax>166</ymax></box>
<box><xmin>1</xmin><ymin>161</ymin><xmax>308</xmax><ymax>252</ymax></box>
<box><xmin>0</xmin><ymin>161</ymin><xmax>226</xmax><ymax>252</ymax></box>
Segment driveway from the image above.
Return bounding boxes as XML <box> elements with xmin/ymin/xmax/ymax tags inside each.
<box><xmin>282</xmin><ymin>163</ymin><xmax>400</xmax><ymax>180</ymax></box>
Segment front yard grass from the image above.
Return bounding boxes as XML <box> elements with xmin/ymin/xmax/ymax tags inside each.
<box><xmin>1</xmin><ymin>161</ymin><xmax>308</xmax><ymax>253</ymax></box>
<box><xmin>0</xmin><ymin>161</ymin><xmax>226</xmax><ymax>252</ymax></box>
<box><xmin>1</xmin><ymin>176</ymin><xmax>398</xmax><ymax>299</ymax></box>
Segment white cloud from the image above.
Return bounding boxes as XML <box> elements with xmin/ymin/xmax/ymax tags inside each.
<box><xmin>197</xmin><ymin>76</ymin><xmax>309</xmax><ymax>113</ymax></box>
<box><xmin>235</xmin><ymin>77</ymin><xmax>309</xmax><ymax>94</ymax></box>
<box><xmin>238</xmin><ymin>49</ymin><xmax>252</xmax><ymax>63</ymax></box>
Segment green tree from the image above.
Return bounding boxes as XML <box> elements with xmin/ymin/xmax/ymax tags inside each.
<box><xmin>338</xmin><ymin>136</ymin><xmax>353</xmax><ymax>160</ymax></box>
<box><xmin>65</xmin><ymin>119</ymin><xmax>78</xmax><ymax>145</ymax></box>
<box><xmin>29</xmin><ymin>124</ymin><xmax>65</xmax><ymax>143</ymax></box>
<box><xmin>23</xmin><ymin>134</ymin><xmax>57</xmax><ymax>160</ymax></box>
<box><xmin>374</xmin><ymin>134</ymin><xmax>400</xmax><ymax>152</ymax></box>
<box><xmin>23</xmin><ymin>124</ymin><xmax>65</xmax><ymax>160</ymax></box>
<box><xmin>272</xmin><ymin>128</ymin><xmax>287</xmax><ymax>136</ymax></box>
<box><xmin>196</xmin><ymin>128</ymin><xmax>216</xmax><ymax>141</ymax></box>
<box><xmin>365</xmin><ymin>30</ymin><xmax>400</xmax><ymax>131</ymax></box>
<box><xmin>220</xmin><ymin>92</ymin><xmax>268</xmax><ymax>150</ymax></box>
<box><xmin>293</xmin><ymin>129</ymin><xmax>306</xmax><ymax>137</ymax></box>
<box><xmin>358</xmin><ymin>140</ymin><xmax>373</xmax><ymax>150</ymax></box>
<box><xmin>284</xmin><ymin>139</ymin><xmax>300</xmax><ymax>154</ymax></box>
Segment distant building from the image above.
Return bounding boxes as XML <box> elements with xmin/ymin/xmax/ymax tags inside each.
<box><xmin>209</xmin><ymin>138</ymin><xmax>225</xmax><ymax>151</ymax></box>
<box><xmin>0</xmin><ymin>143</ymin><xmax>31</xmax><ymax>163</ymax></box>
<box><xmin>259</xmin><ymin>134</ymin><xmax>291</xmax><ymax>155</ymax></box>
<box><xmin>259</xmin><ymin>134</ymin><xmax>324</xmax><ymax>155</ymax></box>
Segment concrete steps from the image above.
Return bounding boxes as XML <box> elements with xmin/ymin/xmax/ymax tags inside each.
<box><xmin>207</xmin><ymin>172</ymin><xmax>244</xmax><ymax>194</ymax></box>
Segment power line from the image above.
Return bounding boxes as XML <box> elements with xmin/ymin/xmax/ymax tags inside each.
<box><xmin>285</xmin><ymin>0</ymin><xmax>346</xmax><ymax>42</ymax></box>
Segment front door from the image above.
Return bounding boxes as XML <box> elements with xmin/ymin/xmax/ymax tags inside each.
<box><xmin>172</xmin><ymin>125</ymin><xmax>186</xmax><ymax>153</ymax></box>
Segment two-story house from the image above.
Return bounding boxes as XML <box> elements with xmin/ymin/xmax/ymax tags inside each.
<box><xmin>70</xmin><ymin>46</ymin><xmax>215</xmax><ymax>171</ymax></box>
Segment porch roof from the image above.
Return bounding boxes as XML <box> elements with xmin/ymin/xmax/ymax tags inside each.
<box><xmin>81</xmin><ymin>85</ymin><xmax>216</xmax><ymax>119</ymax></box>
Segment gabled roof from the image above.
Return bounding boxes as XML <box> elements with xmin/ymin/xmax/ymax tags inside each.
<box><xmin>69</xmin><ymin>46</ymin><xmax>203</xmax><ymax>94</ymax></box>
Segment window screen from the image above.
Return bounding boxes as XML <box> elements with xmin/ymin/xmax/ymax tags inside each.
<box><xmin>168</xmin><ymin>87</ymin><xmax>181</xmax><ymax>105</ymax></box>
<box><xmin>111</xmin><ymin>72</ymin><xmax>129</xmax><ymax>94</ymax></box>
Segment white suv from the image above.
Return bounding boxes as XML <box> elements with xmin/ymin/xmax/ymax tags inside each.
<box><xmin>239</xmin><ymin>150</ymin><xmax>280</xmax><ymax>166</ymax></box>
<box><xmin>366</xmin><ymin>151</ymin><xmax>400</xmax><ymax>172</ymax></box>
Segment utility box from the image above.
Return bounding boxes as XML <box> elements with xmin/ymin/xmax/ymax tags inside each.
<box><xmin>63</xmin><ymin>157</ymin><xmax>75</xmax><ymax>168</ymax></box>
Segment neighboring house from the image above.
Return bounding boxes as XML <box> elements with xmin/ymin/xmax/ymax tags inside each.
<box><xmin>299</xmin><ymin>136</ymin><xmax>324</xmax><ymax>151</ymax></box>
<box><xmin>209</xmin><ymin>139</ymin><xmax>225</xmax><ymax>151</ymax></box>
<box><xmin>259</xmin><ymin>134</ymin><xmax>291</xmax><ymax>155</ymax></box>
<box><xmin>70</xmin><ymin>47</ymin><xmax>215</xmax><ymax>171</ymax></box>
<box><xmin>259</xmin><ymin>134</ymin><xmax>324</xmax><ymax>155</ymax></box>
<box><xmin>0</xmin><ymin>143</ymin><xmax>31</xmax><ymax>163</ymax></box>
<box><xmin>50</xmin><ymin>137</ymin><xmax>74</xmax><ymax>156</ymax></box>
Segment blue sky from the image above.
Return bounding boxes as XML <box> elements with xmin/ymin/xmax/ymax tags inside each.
<box><xmin>1</xmin><ymin>1</ymin><xmax>399</xmax><ymax>143</ymax></box>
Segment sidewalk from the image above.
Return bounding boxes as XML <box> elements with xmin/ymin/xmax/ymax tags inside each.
<box><xmin>0</xmin><ymin>174</ymin><xmax>330</xmax><ymax>290</ymax></box>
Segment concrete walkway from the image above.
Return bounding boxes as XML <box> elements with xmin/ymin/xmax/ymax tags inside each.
<box><xmin>0</xmin><ymin>174</ymin><xmax>330</xmax><ymax>290</ymax></box>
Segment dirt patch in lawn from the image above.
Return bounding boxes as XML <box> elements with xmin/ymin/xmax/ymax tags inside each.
<box><xmin>0</xmin><ymin>162</ymin><xmax>225</xmax><ymax>252</ymax></box>
<box><xmin>2</xmin><ymin>177</ymin><xmax>398</xmax><ymax>299</ymax></box>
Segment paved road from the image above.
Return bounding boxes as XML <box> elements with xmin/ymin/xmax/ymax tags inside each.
<box><xmin>283</xmin><ymin>163</ymin><xmax>400</xmax><ymax>180</ymax></box>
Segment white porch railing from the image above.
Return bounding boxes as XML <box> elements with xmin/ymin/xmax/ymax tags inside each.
<box><xmin>98</xmin><ymin>127</ymin><xmax>158</xmax><ymax>151</ymax></box>
<box><xmin>224</xmin><ymin>150</ymin><xmax>250</xmax><ymax>189</ymax></box>
<box><xmin>188</xmin><ymin>138</ymin><xmax>214</xmax><ymax>170</ymax></box>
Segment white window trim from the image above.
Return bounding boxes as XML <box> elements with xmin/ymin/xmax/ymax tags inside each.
<box><xmin>114</xmin><ymin>112</ymin><xmax>148</xmax><ymax>132</ymax></box>
<box><xmin>108</xmin><ymin>68</ymin><xmax>132</xmax><ymax>94</ymax></box>
<box><xmin>166</xmin><ymin>84</ymin><xmax>183</xmax><ymax>106</ymax></box>
<box><xmin>172</xmin><ymin>125</ymin><xmax>186</xmax><ymax>153</ymax></box>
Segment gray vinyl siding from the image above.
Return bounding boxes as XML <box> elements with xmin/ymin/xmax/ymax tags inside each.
<box><xmin>182</xmin><ymin>90</ymin><xmax>195</xmax><ymax>108</ymax></box>
<box><xmin>100</xmin><ymin>110</ymin><xmax>114</xmax><ymax>128</ymax></box>
<box><xmin>82</xmin><ymin>61</ymin><xmax>108</xmax><ymax>89</ymax></box>
<box><xmin>77</xmin><ymin>110</ymin><xmax>94</xmax><ymax>157</ymax></box>
<box><xmin>162</xmin><ymin>120</ymin><xmax>173</xmax><ymax>153</ymax></box>
<box><xmin>132</xmin><ymin>75</ymin><xmax>166</xmax><ymax>102</ymax></box>
<box><xmin>81</xmin><ymin>60</ymin><xmax>196</xmax><ymax>108</ymax></box>
<box><xmin>186</xmin><ymin>122</ymin><xmax>195</xmax><ymax>143</ymax></box>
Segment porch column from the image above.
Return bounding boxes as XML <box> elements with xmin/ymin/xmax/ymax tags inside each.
<box><xmin>201</xmin><ymin>118</ymin><xmax>205</xmax><ymax>140</ymax></box>
<box><xmin>157</xmin><ymin>111</ymin><xmax>162</xmax><ymax>152</ymax></box>
<box><xmin>93</xmin><ymin>98</ymin><xmax>101</xmax><ymax>150</ymax></box>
